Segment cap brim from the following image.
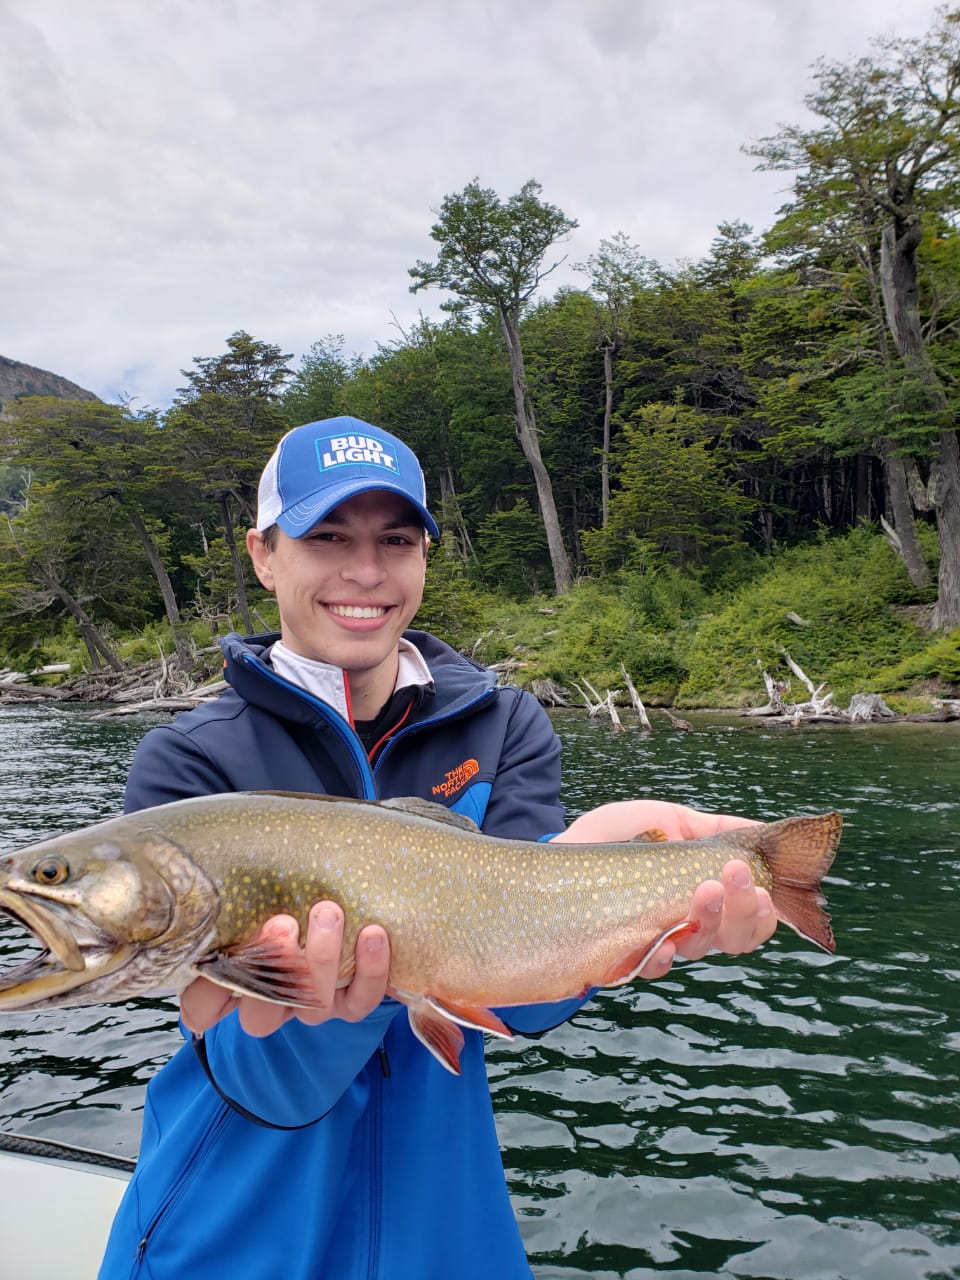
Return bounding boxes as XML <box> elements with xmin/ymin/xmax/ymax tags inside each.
<box><xmin>276</xmin><ymin>478</ymin><xmax>440</xmax><ymax>540</ymax></box>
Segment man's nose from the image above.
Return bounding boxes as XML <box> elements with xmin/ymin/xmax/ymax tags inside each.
<box><xmin>341</xmin><ymin>543</ymin><xmax>386</xmax><ymax>585</ymax></box>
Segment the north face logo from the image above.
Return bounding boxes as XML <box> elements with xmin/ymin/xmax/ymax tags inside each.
<box><xmin>432</xmin><ymin>758</ymin><xmax>480</xmax><ymax>799</ymax></box>
<box><xmin>316</xmin><ymin>434</ymin><xmax>399</xmax><ymax>472</ymax></box>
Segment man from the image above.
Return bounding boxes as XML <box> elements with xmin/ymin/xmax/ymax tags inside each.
<box><xmin>99</xmin><ymin>417</ymin><xmax>774</xmax><ymax>1279</ymax></box>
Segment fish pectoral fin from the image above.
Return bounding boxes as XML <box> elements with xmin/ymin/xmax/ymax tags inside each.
<box><xmin>407</xmin><ymin>1003</ymin><xmax>465</xmax><ymax>1075</ymax></box>
<box><xmin>599</xmin><ymin>919</ymin><xmax>701</xmax><ymax>986</ymax></box>
<box><xmin>197</xmin><ymin>939</ymin><xmax>323</xmax><ymax>1008</ymax></box>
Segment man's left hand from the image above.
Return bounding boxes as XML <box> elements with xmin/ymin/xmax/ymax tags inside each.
<box><xmin>550</xmin><ymin>800</ymin><xmax>777</xmax><ymax>978</ymax></box>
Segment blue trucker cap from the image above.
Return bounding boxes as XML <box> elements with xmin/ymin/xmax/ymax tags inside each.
<box><xmin>255</xmin><ymin>416</ymin><xmax>440</xmax><ymax>539</ymax></box>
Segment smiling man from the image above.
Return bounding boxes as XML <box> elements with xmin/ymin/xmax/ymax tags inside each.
<box><xmin>99</xmin><ymin>416</ymin><xmax>775</xmax><ymax>1280</ymax></box>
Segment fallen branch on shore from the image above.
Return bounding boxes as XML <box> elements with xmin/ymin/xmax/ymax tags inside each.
<box><xmin>573</xmin><ymin>678</ymin><xmax>625</xmax><ymax>731</ymax></box>
<box><xmin>746</xmin><ymin>651</ymin><xmax>959</xmax><ymax>725</ymax></box>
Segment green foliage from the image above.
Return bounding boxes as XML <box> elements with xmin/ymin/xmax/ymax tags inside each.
<box><xmin>415</xmin><ymin>544</ymin><xmax>493</xmax><ymax>653</ymax></box>
<box><xmin>475</xmin><ymin>499</ymin><xmax>551</xmax><ymax>597</ymax></box>
<box><xmin>472</xmin><ymin>567</ymin><xmax>705</xmax><ymax>703</ymax></box>
<box><xmin>409</xmin><ymin>178</ymin><xmax>577</xmax><ymax>322</ymax></box>
<box><xmin>281</xmin><ymin>334</ymin><xmax>353</xmax><ymax>426</ymax></box>
<box><xmin>867</xmin><ymin>629</ymin><xmax>960</xmax><ymax>693</ymax></box>
<box><xmin>584</xmin><ymin>402</ymin><xmax>756</xmax><ymax>569</ymax></box>
<box><xmin>678</xmin><ymin>527</ymin><xmax>935</xmax><ymax>706</ymax></box>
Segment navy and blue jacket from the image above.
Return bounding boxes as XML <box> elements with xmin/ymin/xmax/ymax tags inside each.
<box><xmin>99</xmin><ymin>630</ymin><xmax>583</xmax><ymax>1280</ymax></box>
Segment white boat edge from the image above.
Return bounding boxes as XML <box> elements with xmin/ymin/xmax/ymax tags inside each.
<box><xmin>0</xmin><ymin>1147</ymin><xmax>130</xmax><ymax>1279</ymax></box>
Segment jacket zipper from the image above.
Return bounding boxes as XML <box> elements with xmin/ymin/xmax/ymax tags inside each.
<box><xmin>131</xmin><ymin>1104</ymin><xmax>230</xmax><ymax>1274</ymax></box>
<box><xmin>372</xmin><ymin>687</ymin><xmax>496</xmax><ymax>775</ymax></box>
<box><xmin>365</xmin><ymin>1054</ymin><xmax>386</xmax><ymax>1280</ymax></box>
<box><xmin>238</xmin><ymin>652</ymin><xmax>377</xmax><ymax>798</ymax></box>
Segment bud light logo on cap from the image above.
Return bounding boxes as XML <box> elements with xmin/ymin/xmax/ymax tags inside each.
<box><xmin>317</xmin><ymin>434</ymin><xmax>399</xmax><ymax>474</ymax></box>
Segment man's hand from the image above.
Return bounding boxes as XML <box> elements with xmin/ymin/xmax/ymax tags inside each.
<box><xmin>550</xmin><ymin>800</ymin><xmax>777</xmax><ymax>978</ymax></box>
<box><xmin>180</xmin><ymin>902</ymin><xmax>390</xmax><ymax>1038</ymax></box>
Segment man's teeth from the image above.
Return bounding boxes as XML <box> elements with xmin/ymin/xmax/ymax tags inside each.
<box><xmin>329</xmin><ymin>605</ymin><xmax>387</xmax><ymax>619</ymax></box>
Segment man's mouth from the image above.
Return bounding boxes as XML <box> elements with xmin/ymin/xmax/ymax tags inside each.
<box><xmin>326</xmin><ymin>604</ymin><xmax>390</xmax><ymax>619</ymax></box>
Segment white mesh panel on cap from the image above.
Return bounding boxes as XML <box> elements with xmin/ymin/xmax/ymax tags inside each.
<box><xmin>255</xmin><ymin>442</ymin><xmax>284</xmax><ymax>530</ymax></box>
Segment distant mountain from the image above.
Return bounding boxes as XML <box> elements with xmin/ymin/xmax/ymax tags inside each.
<box><xmin>0</xmin><ymin>354</ymin><xmax>99</xmax><ymax>415</ymax></box>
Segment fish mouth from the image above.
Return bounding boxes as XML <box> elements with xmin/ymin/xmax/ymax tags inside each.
<box><xmin>0</xmin><ymin>888</ymin><xmax>131</xmax><ymax>1008</ymax></box>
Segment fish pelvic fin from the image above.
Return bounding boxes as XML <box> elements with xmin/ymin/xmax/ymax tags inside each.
<box><xmin>754</xmin><ymin>812</ymin><xmax>842</xmax><ymax>954</ymax></box>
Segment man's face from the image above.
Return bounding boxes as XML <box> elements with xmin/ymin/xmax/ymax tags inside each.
<box><xmin>247</xmin><ymin>490</ymin><xmax>428</xmax><ymax>693</ymax></box>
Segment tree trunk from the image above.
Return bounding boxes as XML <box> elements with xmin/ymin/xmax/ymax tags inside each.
<box><xmin>931</xmin><ymin>426</ymin><xmax>960</xmax><ymax>630</ymax></box>
<box><xmin>30</xmin><ymin>562</ymin><xmax>124</xmax><ymax>672</ymax></box>
<box><xmin>601</xmin><ymin>343</ymin><xmax>614</xmax><ymax>528</ymax></box>
<box><xmin>439</xmin><ymin>466</ymin><xmax>477</xmax><ymax>564</ymax></box>
<box><xmin>882</xmin><ymin>446</ymin><xmax>931</xmax><ymax>587</ymax></box>
<box><xmin>880</xmin><ymin>215</ymin><xmax>960</xmax><ymax>627</ymax></box>
<box><xmin>220</xmin><ymin>494</ymin><xmax>253</xmax><ymax>632</ymax></box>
<box><xmin>126</xmin><ymin>508</ymin><xmax>193</xmax><ymax>666</ymax></box>
<box><xmin>498</xmin><ymin>306</ymin><xmax>574</xmax><ymax>594</ymax></box>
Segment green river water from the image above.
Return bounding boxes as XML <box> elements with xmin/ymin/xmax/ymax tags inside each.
<box><xmin>0</xmin><ymin>703</ymin><xmax>957</xmax><ymax>1279</ymax></box>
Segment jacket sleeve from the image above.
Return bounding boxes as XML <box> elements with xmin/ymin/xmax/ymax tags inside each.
<box><xmin>200</xmin><ymin>1004</ymin><xmax>403</xmax><ymax>1128</ymax></box>
<box><xmin>124</xmin><ymin>723</ymin><xmax>234</xmax><ymax>812</ymax></box>
<box><xmin>479</xmin><ymin>688</ymin><xmax>566</xmax><ymax>841</ymax></box>
<box><xmin>124</xmin><ymin>722</ymin><xmax>403</xmax><ymax>1125</ymax></box>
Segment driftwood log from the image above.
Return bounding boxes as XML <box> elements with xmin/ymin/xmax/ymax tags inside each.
<box><xmin>746</xmin><ymin>651</ymin><xmax>958</xmax><ymax>725</ymax></box>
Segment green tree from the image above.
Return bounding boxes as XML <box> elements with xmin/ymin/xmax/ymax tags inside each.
<box><xmin>0</xmin><ymin>397</ymin><xmax>194</xmax><ymax>665</ymax></box>
<box><xmin>0</xmin><ymin>478</ymin><xmax>127</xmax><ymax>670</ymax></box>
<box><xmin>169</xmin><ymin>331</ymin><xmax>293</xmax><ymax>631</ymax></box>
<box><xmin>410</xmin><ymin>179</ymin><xmax>578</xmax><ymax>593</ymax></box>
<box><xmin>281</xmin><ymin>334</ymin><xmax>354</xmax><ymax>426</ymax></box>
<box><xmin>746</xmin><ymin>6</ymin><xmax>960</xmax><ymax>628</ymax></box>
<box><xmin>576</xmin><ymin>233</ymin><xmax>652</xmax><ymax>525</ymax></box>
<box><xmin>584</xmin><ymin>402</ymin><xmax>756</xmax><ymax>570</ymax></box>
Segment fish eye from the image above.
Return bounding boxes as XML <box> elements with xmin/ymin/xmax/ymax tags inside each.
<box><xmin>33</xmin><ymin>856</ymin><xmax>69</xmax><ymax>886</ymax></box>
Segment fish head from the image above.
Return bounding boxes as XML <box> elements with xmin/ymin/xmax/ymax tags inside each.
<box><xmin>0</xmin><ymin>819</ymin><xmax>220</xmax><ymax>1010</ymax></box>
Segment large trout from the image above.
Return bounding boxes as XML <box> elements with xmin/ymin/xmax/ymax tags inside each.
<box><xmin>0</xmin><ymin>792</ymin><xmax>841</xmax><ymax>1073</ymax></box>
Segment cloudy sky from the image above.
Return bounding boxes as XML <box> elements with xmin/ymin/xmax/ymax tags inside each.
<box><xmin>1</xmin><ymin>0</ymin><xmax>945</xmax><ymax>408</ymax></box>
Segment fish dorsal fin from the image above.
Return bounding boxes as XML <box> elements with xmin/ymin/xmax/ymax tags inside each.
<box><xmin>247</xmin><ymin>790</ymin><xmax>481</xmax><ymax>833</ymax></box>
<box><xmin>378</xmin><ymin>796</ymin><xmax>481</xmax><ymax>832</ymax></box>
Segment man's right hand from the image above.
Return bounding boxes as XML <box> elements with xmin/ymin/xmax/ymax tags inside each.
<box><xmin>180</xmin><ymin>902</ymin><xmax>391</xmax><ymax>1037</ymax></box>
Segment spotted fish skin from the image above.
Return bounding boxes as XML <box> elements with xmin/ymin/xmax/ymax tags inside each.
<box><xmin>0</xmin><ymin>792</ymin><xmax>841</xmax><ymax>1072</ymax></box>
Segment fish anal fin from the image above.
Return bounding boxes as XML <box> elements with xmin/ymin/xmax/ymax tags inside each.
<box><xmin>757</xmin><ymin>812</ymin><xmax>842</xmax><ymax>953</ymax></box>
<box><xmin>407</xmin><ymin>1003</ymin><xmax>465</xmax><ymax>1075</ymax></box>
<box><xmin>598</xmin><ymin>919</ymin><xmax>701</xmax><ymax>986</ymax></box>
<box><xmin>426</xmin><ymin>997</ymin><xmax>513</xmax><ymax>1040</ymax></box>
<box><xmin>197</xmin><ymin>938</ymin><xmax>323</xmax><ymax>1008</ymax></box>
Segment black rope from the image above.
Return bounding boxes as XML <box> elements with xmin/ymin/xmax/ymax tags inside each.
<box><xmin>0</xmin><ymin>1128</ymin><xmax>136</xmax><ymax>1174</ymax></box>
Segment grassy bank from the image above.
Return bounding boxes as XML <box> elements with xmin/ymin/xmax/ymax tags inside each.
<box><xmin>8</xmin><ymin>527</ymin><xmax>958</xmax><ymax>713</ymax></box>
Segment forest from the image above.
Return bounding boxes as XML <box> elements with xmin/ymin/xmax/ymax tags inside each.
<box><xmin>1</xmin><ymin>9</ymin><xmax>959</xmax><ymax>712</ymax></box>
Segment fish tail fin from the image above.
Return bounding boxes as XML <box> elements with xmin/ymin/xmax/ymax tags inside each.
<box><xmin>754</xmin><ymin>812</ymin><xmax>842</xmax><ymax>953</ymax></box>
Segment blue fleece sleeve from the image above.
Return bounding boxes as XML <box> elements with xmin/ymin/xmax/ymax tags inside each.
<box><xmin>201</xmin><ymin>1002</ymin><xmax>403</xmax><ymax>1127</ymax></box>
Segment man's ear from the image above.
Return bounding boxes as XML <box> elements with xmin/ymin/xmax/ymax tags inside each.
<box><xmin>247</xmin><ymin>528</ymin><xmax>276</xmax><ymax>590</ymax></box>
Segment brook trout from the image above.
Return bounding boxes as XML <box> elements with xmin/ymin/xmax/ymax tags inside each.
<box><xmin>0</xmin><ymin>792</ymin><xmax>841</xmax><ymax>1073</ymax></box>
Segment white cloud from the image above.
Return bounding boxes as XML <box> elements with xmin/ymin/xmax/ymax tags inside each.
<box><xmin>0</xmin><ymin>0</ymin><xmax>945</xmax><ymax>408</ymax></box>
